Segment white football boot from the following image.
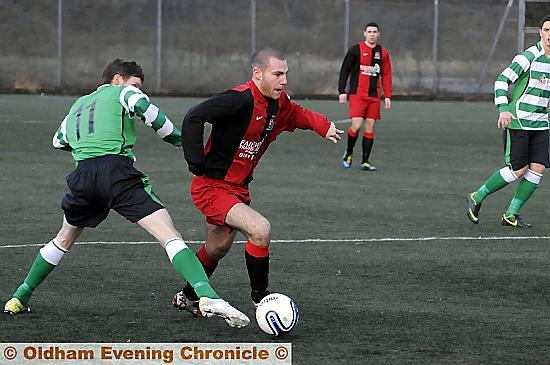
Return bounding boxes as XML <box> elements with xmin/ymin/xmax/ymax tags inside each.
<box><xmin>198</xmin><ymin>297</ymin><xmax>250</xmax><ymax>328</ymax></box>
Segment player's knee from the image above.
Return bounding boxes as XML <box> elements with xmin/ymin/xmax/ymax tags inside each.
<box><xmin>250</xmin><ymin>218</ymin><xmax>271</xmax><ymax>246</ymax></box>
<box><xmin>55</xmin><ymin>227</ymin><xmax>82</xmax><ymax>250</ymax></box>
<box><xmin>349</xmin><ymin>125</ymin><xmax>361</xmax><ymax>133</ymax></box>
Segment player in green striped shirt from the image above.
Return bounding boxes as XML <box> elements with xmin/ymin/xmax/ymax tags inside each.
<box><xmin>467</xmin><ymin>15</ymin><xmax>550</xmax><ymax>227</ymax></box>
<box><xmin>4</xmin><ymin>59</ymin><xmax>249</xmax><ymax>327</ymax></box>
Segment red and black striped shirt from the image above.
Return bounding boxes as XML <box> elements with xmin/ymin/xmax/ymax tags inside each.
<box><xmin>182</xmin><ymin>80</ymin><xmax>331</xmax><ymax>185</ymax></box>
<box><xmin>338</xmin><ymin>42</ymin><xmax>392</xmax><ymax>99</ymax></box>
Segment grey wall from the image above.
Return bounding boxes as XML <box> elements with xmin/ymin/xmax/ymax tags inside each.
<box><xmin>0</xmin><ymin>0</ymin><xmax>544</xmax><ymax>97</ymax></box>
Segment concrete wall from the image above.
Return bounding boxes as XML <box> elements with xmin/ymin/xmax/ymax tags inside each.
<box><xmin>0</xmin><ymin>0</ymin><xmax>545</xmax><ymax>97</ymax></box>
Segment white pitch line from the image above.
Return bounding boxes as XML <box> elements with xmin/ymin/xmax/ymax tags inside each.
<box><xmin>334</xmin><ymin>118</ymin><xmax>350</xmax><ymax>125</ymax></box>
<box><xmin>5</xmin><ymin>119</ymin><xmax>353</xmax><ymax>126</ymax></box>
<box><xmin>0</xmin><ymin>120</ymin><xmax>50</xmax><ymax>124</ymax></box>
<box><xmin>1</xmin><ymin>236</ymin><xmax>549</xmax><ymax>249</ymax></box>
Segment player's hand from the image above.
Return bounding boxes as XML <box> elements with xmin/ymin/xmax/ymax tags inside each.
<box><xmin>338</xmin><ymin>94</ymin><xmax>348</xmax><ymax>104</ymax></box>
<box><xmin>384</xmin><ymin>98</ymin><xmax>391</xmax><ymax>110</ymax></box>
<box><xmin>325</xmin><ymin>122</ymin><xmax>343</xmax><ymax>143</ymax></box>
<box><xmin>497</xmin><ymin>111</ymin><xmax>512</xmax><ymax>129</ymax></box>
<box><xmin>175</xmin><ymin>146</ymin><xmax>183</xmax><ymax>152</ymax></box>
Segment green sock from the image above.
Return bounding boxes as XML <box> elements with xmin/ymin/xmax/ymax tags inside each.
<box><xmin>13</xmin><ymin>252</ymin><xmax>55</xmax><ymax>305</ymax></box>
<box><xmin>171</xmin><ymin>248</ymin><xmax>219</xmax><ymax>299</ymax></box>
<box><xmin>473</xmin><ymin>169</ymin><xmax>511</xmax><ymax>202</ymax></box>
<box><xmin>505</xmin><ymin>177</ymin><xmax>538</xmax><ymax>216</ymax></box>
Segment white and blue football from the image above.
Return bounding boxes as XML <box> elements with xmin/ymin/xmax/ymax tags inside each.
<box><xmin>255</xmin><ymin>293</ymin><xmax>299</xmax><ymax>336</ymax></box>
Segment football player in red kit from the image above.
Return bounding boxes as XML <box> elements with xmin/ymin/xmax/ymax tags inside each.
<box><xmin>172</xmin><ymin>47</ymin><xmax>343</xmax><ymax>315</ymax></box>
<box><xmin>338</xmin><ymin>22</ymin><xmax>392</xmax><ymax>171</ymax></box>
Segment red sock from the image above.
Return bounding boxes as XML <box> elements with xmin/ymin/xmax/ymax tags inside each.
<box><xmin>245</xmin><ymin>240</ymin><xmax>269</xmax><ymax>258</ymax></box>
<box><xmin>197</xmin><ymin>244</ymin><xmax>218</xmax><ymax>267</ymax></box>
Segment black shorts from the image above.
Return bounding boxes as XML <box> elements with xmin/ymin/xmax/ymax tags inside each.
<box><xmin>62</xmin><ymin>155</ymin><xmax>165</xmax><ymax>228</ymax></box>
<box><xmin>503</xmin><ymin>129</ymin><xmax>550</xmax><ymax>170</ymax></box>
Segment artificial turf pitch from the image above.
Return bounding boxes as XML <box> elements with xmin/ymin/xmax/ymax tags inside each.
<box><xmin>1</xmin><ymin>95</ymin><xmax>549</xmax><ymax>364</ymax></box>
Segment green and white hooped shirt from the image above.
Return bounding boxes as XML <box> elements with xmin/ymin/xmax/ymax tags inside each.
<box><xmin>494</xmin><ymin>41</ymin><xmax>550</xmax><ymax>130</ymax></box>
<box><xmin>53</xmin><ymin>84</ymin><xmax>181</xmax><ymax>161</ymax></box>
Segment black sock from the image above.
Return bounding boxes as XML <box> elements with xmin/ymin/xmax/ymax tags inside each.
<box><xmin>362</xmin><ymin>135</ymin><xmax>374</xmax><ymax>163</ymax></box>
<box><xmin>245</xmin><ymin>251</ymin><xmax>269</xmax><ymax>297</ymax></box>
<box><xmin>346</xmin><ymin>133</ymin><xmax>358</xmax><ymax>156</ymax></box>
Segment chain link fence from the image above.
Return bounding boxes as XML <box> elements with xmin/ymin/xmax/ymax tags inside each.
<box><xmin>0</xmin><ymin>0</ymin><xmax>546</xmax><ymax>97</ymax></box>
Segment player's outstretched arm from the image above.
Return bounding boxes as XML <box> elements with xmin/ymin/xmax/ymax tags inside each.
<box><xmin>120</xmin><ymin>85</ymin><xmax>182</xmax><ymax>147</ymax></box>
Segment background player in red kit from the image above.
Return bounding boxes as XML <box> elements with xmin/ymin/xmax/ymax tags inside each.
<box><xmin>172</xmin><ymin>47</ymin><xmax>343</xmax><ymax>315</ymax></box>
<box><xmin>338</xmin><ymin>22</ymin><xmax>392</xmax><ymax>171</ymax></box>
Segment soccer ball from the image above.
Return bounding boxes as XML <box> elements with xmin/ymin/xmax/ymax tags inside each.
<box><xmin>255</xmin><ymin>293</ymin><xmax>299</xmax><ymax>336</ymax></box>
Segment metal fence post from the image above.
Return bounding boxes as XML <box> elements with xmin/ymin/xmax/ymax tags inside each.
<box><xmin>251</xmin><ymin>0</ymin><xmax>256</xmax><ymax>55</ymax></box>
<box><xmin>344</xmin><ymin>0</ymin><xmax>350</xmax><ymax>54</ymax></box>
<box><xmin>432</xmin><ymin>0</ymin><xmax>439</xmax><ymax>94</ymax></box>
<box><xmin>156</xmin><ymin>0</ymin><xmax>163</xmax><ymax>91</ymax></box>
<box><xmin>518</xmin><ymin>0</ymin><xmax>525</xmax><ymax>52</ymax></box>
<box><xmin>57</xmin><ymin>0</ymin><xmax>63</xmax><ymax>89</ymax></box>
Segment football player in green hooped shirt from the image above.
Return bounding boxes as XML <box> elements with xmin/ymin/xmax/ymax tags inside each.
<box><xmin>4</xmin><ymin>59</ymin><xmax>250</xmax><ymax>328</ymax></box>
<box><xmin>467</xmin><ymin>15</ymin><xmax>550</xmax><ymax>228</ymax></box>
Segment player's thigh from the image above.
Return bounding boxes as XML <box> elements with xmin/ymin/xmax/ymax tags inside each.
<box><xmin>503</xmin><ymin>129</ymin><xmax>529</xmax><ymax>171</ymax></box>
<box><xmin>527</xmin><ymin>130</ymin><xmax>550</xmax><ymax>169</ymax></box>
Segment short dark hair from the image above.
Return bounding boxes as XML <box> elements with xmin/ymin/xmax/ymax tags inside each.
<box><xmin>251</xmin><ymin>47</ymin><xmax>285</xmax><ymax>70</ymax></box>
<box><xmin>101</xmin><ymin>58</ymin><xmax>144</xmax><ymax>84</ymax></box>
<box><xmin>540</xmin><ymin>15</ymin><xmax>550</xmax><ymax>28</ymax></box>
<box><xmin>365</xmin><ymin>22</ymin><xmax>379</xmax><ymax>30</ymax></box>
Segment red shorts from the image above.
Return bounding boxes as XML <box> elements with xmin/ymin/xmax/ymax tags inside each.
<box><xmin>190</xmin><ymin>175</ymin><xmax>251</xmax><ymax>231</ymax></box>
<box><xmin>349</xmin><ymin>94</ymin><xmax>381</xmax><ymax>120</ymax></box>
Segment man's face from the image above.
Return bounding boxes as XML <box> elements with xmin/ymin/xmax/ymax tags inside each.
<box><xmin>540</xmin><ymin>21</ymin><xmax>550</xmax><ymax>50</ymax></box>
<box><xmin>112</xmin><ymin>74</ymin><xmax>142</xmax><ymax>89</ymax></box>
<box><xmin>364</xmin><ymin>26</ymin><xmax>380</xmax><ymax>45</ymax></box>
<box><xmin>254</xmin><ymin>57</ymin><xmax>288</xmax><ymax>99</ymax></box>
<box><xmin>123</xmin><ymin>76</ymin><xmax>142</xmax><ymax>88</ymax></box>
